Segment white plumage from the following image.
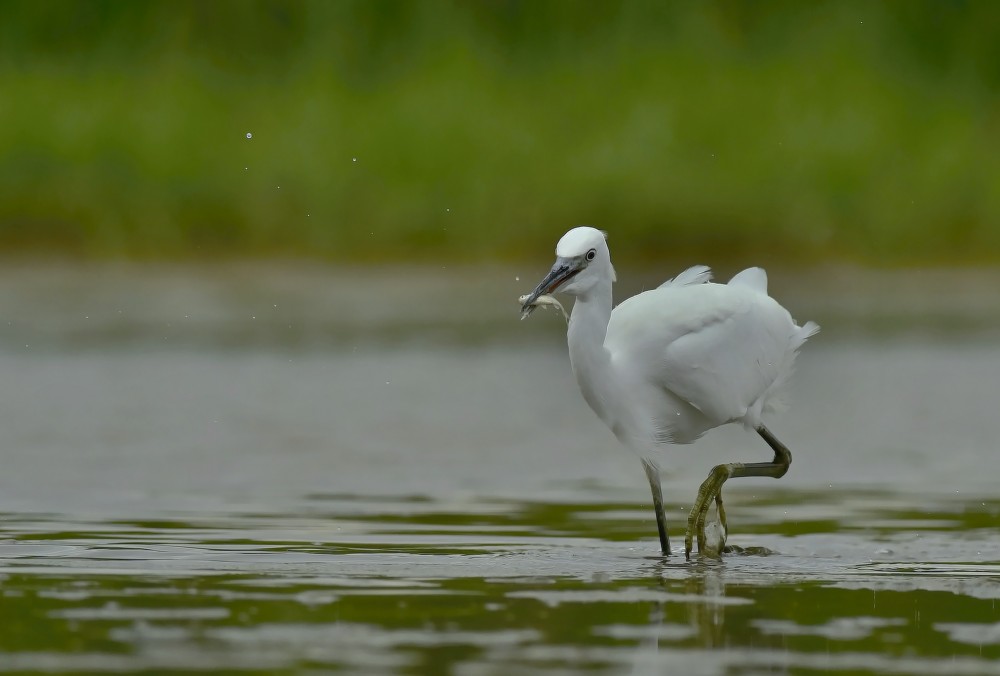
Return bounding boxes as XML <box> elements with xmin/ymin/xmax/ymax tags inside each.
<box><xmin>520</xmin><ymin>226</ymin><xmax>818</xmax><ymax>558</ymax></box>
<box><xmin>608</xmin><ymin>267</ymin><xmax>817</xmax><ymax>442</ymax></box>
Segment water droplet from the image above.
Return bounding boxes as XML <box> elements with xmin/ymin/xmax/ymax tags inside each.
<box><xmin>515</xmin><ymin>276</ymin><xmax>520</xmax><ymax>281</ymax></box>
<box><xmin>246</xmin><ymin>132</ymin><xmax>252</xmax><ymax>139</ymax></box>
<box><xmin>352</xmin><ymin>157</ymin><xmax>357</xmax><ymax>162</ymax></box>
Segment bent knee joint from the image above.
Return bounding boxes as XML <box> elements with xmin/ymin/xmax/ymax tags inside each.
<box><xmin>712</xmin><ymin>464</ymin><xmax>736</xmax><ymax>482</ymax></box>
<box><xmin>772</xmin><ymin>456</ymin><xmax>791</xmax><ymax>478</ymax></box>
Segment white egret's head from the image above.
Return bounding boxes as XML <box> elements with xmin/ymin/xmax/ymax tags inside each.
<box><xmin>521</xmin><ymin>227</ymin><xmax>615</xmax><ymax>314</ymax></box>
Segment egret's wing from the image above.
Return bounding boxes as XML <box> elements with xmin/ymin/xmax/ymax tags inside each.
<box><xmin>658</xmin><ymin>265</ymin><xmax>712</xmax><ymax>289</ymax></box>
<box><xmin>656</xmin><ymin>294</ymin><xmax>789</xmax><ymax>424</ymax></box>
<box><xmin>608</xmin><ymin>283</ymin><xmax>810</xmax><ymax>429</ymax></box>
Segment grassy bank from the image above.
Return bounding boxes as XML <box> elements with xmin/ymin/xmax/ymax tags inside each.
<box><xmin>1</xmin><ymin>1</ymin><xmax>998</xmax><ymax>263</ymax></box>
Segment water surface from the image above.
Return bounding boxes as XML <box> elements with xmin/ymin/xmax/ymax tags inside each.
<box><xmin>1</xmin><ymin>263</ymin><xmax>998</xmax><ymax>674</ymax></box>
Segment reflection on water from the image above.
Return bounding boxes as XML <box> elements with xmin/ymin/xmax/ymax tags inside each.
<box><xmin>1</xmin><ymin>492</ymin><xmax>998</xmax><ymax>674</ymax></box>
<box><xmin>0</xmin><ymin>263</ymin><xmax>998</xmax><ymax>673</ymax></box>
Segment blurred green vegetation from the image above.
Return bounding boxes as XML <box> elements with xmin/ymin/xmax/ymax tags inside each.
<box><xmin>1</xmin><ymin>0</ymin><xmax>998</xmax><ymax>263</ymax></box>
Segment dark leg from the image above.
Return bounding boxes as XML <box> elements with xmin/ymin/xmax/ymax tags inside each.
<box><xmin>641</xmin><ymin>458</ymin><xmax>671</xmax><ymax>556</ymax></box>
<box><xmin>684</xmin><ymin>425</ymin><xmax>792</xmax><ymax>559</ymax></box>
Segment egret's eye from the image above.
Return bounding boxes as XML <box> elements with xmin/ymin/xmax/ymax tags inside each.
<box><xmin>585</xmin><ymin>249</ymin><xmax>597</xmax><ymax>262</ymax></box>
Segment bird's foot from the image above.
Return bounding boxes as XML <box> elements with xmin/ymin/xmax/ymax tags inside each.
<box><xmin>684</xmin><ymin>464</ymin><xmax>735</xmax><ymax>560</ymax></box>
<box><xmin>700</xmin><ymin>493</ymin><xmax>728</xmax><ymax>558</ymax></box>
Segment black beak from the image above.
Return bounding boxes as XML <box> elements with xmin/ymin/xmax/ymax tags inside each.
<box><xmin>520</xmin><ymin>258</ymin><xmax>580</xmax><ymax>315</ymax></box>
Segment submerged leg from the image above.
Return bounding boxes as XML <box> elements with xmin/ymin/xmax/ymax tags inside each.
<box><xmin>641</xmin><ymin>458</ymin><xmax>671</xmax><ymax>556</ymax></box>
<box><xmin>684</xmin><ymin>425</ymin><xmax>792</xmax><ymax>560</ymax></box>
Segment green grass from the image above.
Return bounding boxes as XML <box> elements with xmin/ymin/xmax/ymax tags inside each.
<box><xmin>1</xmin><ymin>0</ymin><xmax>999</xmax><ymax>263</ymax></box>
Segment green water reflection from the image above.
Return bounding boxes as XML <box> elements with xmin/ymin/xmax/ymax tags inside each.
<box><xmin>1</xmin><ymin>490</ymin><xmax>998</xmax><ymax>674</ymax></box>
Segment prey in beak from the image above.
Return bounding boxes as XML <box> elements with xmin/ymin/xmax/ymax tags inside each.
<box><xmin>519</xmin><ymin>257</ymin><xmax>581</xmax><ymax>319</ymax></box>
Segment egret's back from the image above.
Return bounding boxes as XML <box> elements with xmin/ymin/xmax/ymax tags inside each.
<box><xmin>606</xmin><ymin>269</ymin><xmax>817</xmax><ymax>443</ymax></box>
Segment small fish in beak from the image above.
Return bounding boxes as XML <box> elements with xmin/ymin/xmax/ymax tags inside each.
<box><xmin>518</xmin><ymin>257</ymin><xmax>581</xmax><ymax>318</ymax></box>
<box><xmin>517</xmin><ymin>293</ymin><xmax>568</xmax><ymax>323</ymax></box>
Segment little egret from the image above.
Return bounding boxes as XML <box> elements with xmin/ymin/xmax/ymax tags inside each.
<box><xmin>520</xmin><ymin>227</ymin><xmax>818</xmax><ymax>559</ymax></box>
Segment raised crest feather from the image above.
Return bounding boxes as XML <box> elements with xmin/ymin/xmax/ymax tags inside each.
<box><xmin>659</xmin><ymin>265</ymin><xmax>712</xmax><ymax>289</ymax></box>
<box><xmin>727</xmin><ymin>267</ymin><xmax>768</xmax><ymax>293</ymax></box>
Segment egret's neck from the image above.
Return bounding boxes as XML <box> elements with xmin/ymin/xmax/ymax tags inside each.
<box><xmin>567</xmin><ymin>279</ymin><xmax>615</xmax><ymax>420</ymax></box>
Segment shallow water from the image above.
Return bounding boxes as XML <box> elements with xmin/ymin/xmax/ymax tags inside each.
<box><xmin>1</xmin><ymin>262</ymin><xmax>999</xmax><ymax>674</ymax></box>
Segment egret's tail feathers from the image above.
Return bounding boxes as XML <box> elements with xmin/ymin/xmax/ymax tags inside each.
<box><xmin>728</xmin><ymin>267</ymin><xmax>768</xmax><ymax>294</ymax></box>
<box><xmin>660</xmin><ymin>265</ymin><xmax>712</xmax><ymax>289</ymax></box>
<box><xmin>798</xmin><ymin>320</ymin><xmax>820</xmax><ymax>342</ymax></box>
<box><xmin>748</xmin><ymin>319</ymin><xmax>820</xmax><ymax>427</ymax></box>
